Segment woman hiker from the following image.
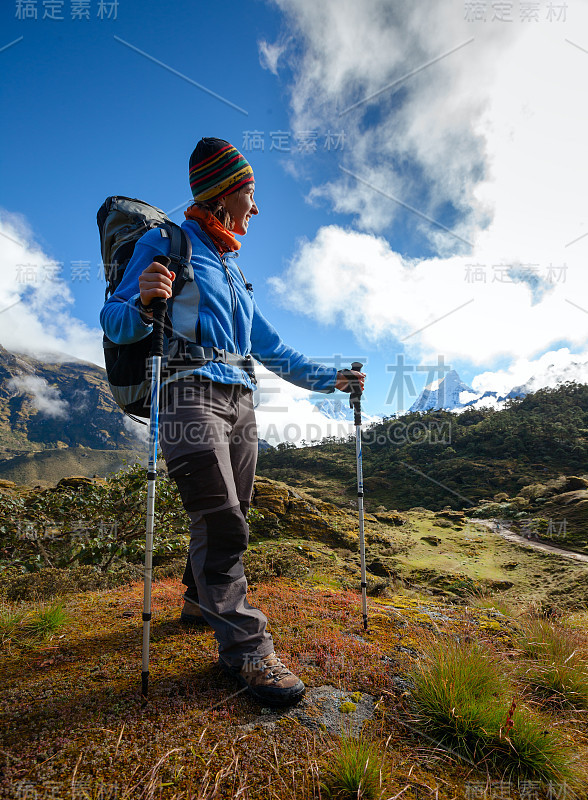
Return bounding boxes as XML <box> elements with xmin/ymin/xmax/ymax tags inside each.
<box><xmin>100</xmin><ymin>137</ymin><xmax>365</xmax><ymax>707</ymax></box>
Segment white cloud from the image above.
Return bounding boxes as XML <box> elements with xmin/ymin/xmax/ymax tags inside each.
<box><xmin>269</xmin><ymin>225</ymin><xmax>588</xmax><ymax>364</ymax></box>
<box><xmin>0</xmin><ymin>211</ymin><xmax>103</xmax><ymax>365</ymax></box>
<box><xmin>265</xmin><ymin>1</ymin><xmax>588</xmax><ymax>369</ymax></box>
<box><xmin>269</xmin><ymin>0</ymin><xmax>525</xmax><ymax>240</ymax></box>
<box><xmin>459</xmin><ymin>390</ymin><xmax>479</xmax><ymax>405</ymax></box>
<box><xmin>253</xmin><ymin>363</ymin><xmax>379</xmax><ymax>445</ymax></box>
<box><xmin>471</xmin><ymin>348</ymin><xmax>588</xmax><ymax>397</ymax></box>
<box><xmin>123</xmin><ymin>413</ymin><xmax>150</xmax><ymax>446</ymax></box>
<box><xmin>258</xmin><ymin>38</ymin><xmax>288</xmax><ymax>75</ymax></box>
<box><xmin>8</xmin><ymin>375</ymin><xmax>69</xmax><ymax>419</ymax></box>
<box><xmin>460</xmin><ymin>394</ymin><xmax>504</xmax><ymax>412</ymax></box>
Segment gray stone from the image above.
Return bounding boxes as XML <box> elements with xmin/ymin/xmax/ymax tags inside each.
<box><xmin>237</xmin><ymin>685</ymin><xmax>376</xmax><ymax>735</ymax></box>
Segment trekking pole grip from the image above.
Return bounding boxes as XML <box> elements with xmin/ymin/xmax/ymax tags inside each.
<box><xmin>349</xmin><ymin>361</ymin><xmax>364</xmax><ymax>426</ymax></box>
<box><xmin>150</xmin><ymin>256</ymin><xmax>170</xmax><ymax>358</ymax></box>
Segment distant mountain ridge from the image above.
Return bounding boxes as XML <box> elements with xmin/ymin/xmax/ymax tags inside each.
<box><xmin>408</xmin><ymin>359</ymin><xmax>588</xmax><ymax>413</ymax></box>
<box><xmin>0</xmin><ymin>346</ymin><xmax>273</xmax><ymax>485</ymax></box>
<box><xmin>313</xmin><ymin>397</ymin><xmax>380</xmax><ymax>425</ymax></box>
<box><xmin>408</xmin><ymin>369</ymin><xmax>476</xmax><ymax>413</ymax></box>
<box><xmin>0</xmin><ymin>345</ymin><xmax>144</xmax><ymax>484</ymax></box>
<box><xmin>0</xmin><ymin>345</ymin><xmax>139</xmax><ymax>457</ymax></box>
<box><xmin>258</xmin><ymin>381</ymin><xmax>588</xmax><ymax>512</ymax></box>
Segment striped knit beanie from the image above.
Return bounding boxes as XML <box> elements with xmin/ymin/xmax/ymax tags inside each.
<box><xmin>189</xmin><ymin>138</ymin><xmax>254</xmax><ymax>203</ymax></box>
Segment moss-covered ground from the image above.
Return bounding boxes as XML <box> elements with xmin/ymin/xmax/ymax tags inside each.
<box><xmin>2</xmin><ymin>574</ymin><xmax>588</xmax><ymax>799</ymax></box>
<box><xmin>3</xmin><ymin>472</ymin><xmax>588</xmax><ymax>798</ymax></box>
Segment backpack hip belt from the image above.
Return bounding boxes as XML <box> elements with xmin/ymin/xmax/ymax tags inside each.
<box><xmin>167</xmin><ymin>339</ymin><xmax>256</xmax><ymax>384</ymax></box>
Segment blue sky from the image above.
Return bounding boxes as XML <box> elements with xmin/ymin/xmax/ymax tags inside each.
<box><xmin>1</xmin><ymin>0</ymin><xmax>587</xmax><ymax>443</ymax></box>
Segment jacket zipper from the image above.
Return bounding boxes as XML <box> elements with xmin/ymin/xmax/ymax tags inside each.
<box><xmin>190</xmin><ymin>224</ymin><xmax>242</xmax><ymax>354</ymax></box>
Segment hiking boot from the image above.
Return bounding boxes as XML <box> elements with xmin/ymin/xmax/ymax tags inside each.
<box><xmin>180</xmin><ymin>597</ymin><xmax>210</xmax><ymax>627</ymax></box>
<box><xmin>220</xmin><ymin>651</ymin><xmax>305</xmax><ymax>707</ymax></box>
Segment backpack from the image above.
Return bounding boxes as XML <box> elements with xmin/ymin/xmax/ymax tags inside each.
<box><xmin>98</xmin><ymin>196</ymin><xmax>193</xmax><ymax>420</ymax></box>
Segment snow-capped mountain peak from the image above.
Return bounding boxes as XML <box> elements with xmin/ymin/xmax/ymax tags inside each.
<box><xmin>409</xmin><ymin>369</ymin><xmax>474</xmax><ymax>413</ymax></box>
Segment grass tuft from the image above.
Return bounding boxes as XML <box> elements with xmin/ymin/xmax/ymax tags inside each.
<box><xmin>26</xmin><ymin>600</ymin><xmax>68</xmax><ymax>639</ymax></box>
<box><xmin>0</xmin><ymin>606</ymin><xmax>28</xmax><ymax>648</ymax></box>
<box><xmin>407</xmin><ymin>636</ymin><xmax>584</xmax><ymax>791</ymax></box>
<box><xmin>0</xmin><ymin>600</ymin><xmax>68</xmax><ymax>647</ymax></box>
<box><xmin>464</xmin><ymin>587</ymin><xmax>522</xmax><ymax>619</ymax></box>
<box><xmin>514</xmin><ymin>616</ymin><xmax>588</xmax><ymax>709</ymax></box>
<box><xmin>321</xmin><ymin>733</ymin><xmax>387</xmax><ymax>799</ymax></box>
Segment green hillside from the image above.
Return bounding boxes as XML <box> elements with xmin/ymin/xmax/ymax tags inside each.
<box><xmin>257</xmin><ymin>382</ymin><xmax>588</xmax><ymax>512</ymax></box>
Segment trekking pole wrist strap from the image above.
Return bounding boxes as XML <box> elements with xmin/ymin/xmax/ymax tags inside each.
<box><xmin>138</xmin><ymin>299</ymin><xmax>154</xmax><ymax>314</ymax></box>
<box><xmin>137</xmin><ymin>298</ymin><xmax>154</xmax><ymax>324</ymax></box>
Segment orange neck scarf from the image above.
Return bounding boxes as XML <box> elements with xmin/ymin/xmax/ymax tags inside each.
<box><xmin>184</xmin><ymin>205</ymin><xmax>241</xmax><ymax>254</ymax></box>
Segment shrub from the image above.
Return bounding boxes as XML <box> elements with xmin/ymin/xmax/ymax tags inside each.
<box><xmin>0</xmin><ymin>464</ymin><xmax>190</xmax><ymax>575</ymax></box>
<box><xmin>519</xmin><ymin>483</ymin><xmax>550</xmax><ymax>501</ymax></box>
<box><xmin>244</xmin><ymin>544</ymin><xmax>308</xmax><ymax>584</ymax></box>
<box><xmin>471</xmin><ymin>502</ymin><xmax>517</xmax><ymax>519</ymax></box>
<box><xmin>2</xmin><ymin>565</ymin><xmax>140</xmax><ymax>601</ymax></box>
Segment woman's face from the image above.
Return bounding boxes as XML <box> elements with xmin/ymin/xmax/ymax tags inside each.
<box><xmin>221</xmin><ymin>184</ymin><xmax>258</xmax><ymax>235</ymax></box>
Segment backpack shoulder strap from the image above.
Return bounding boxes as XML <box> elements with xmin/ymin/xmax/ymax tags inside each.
<box><xmin>164</xmin><ymin>223</ymin><xmax>193</xmax><ymax>297</ymax></box>
<box><xmin>160</xmin><ymin>223</ymin><xmax>193</xmax><ymax>339</ymax></box>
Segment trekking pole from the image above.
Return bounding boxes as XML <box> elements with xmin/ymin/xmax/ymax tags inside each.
<box><xmin>141</xmin><ymin>254</ymin><xmax>170</xmax><ymax>701</ymax></box>
<box><xmin>348</xmin><ymin>362</ymin><xmax>368</xmax><ymax>630</ymax></box>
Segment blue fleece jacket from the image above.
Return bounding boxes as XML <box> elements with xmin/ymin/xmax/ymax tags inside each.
<box><xmin>100</xmin><ymin>220</ymin><xmax>337</xmax><ymax>393</ymax></box>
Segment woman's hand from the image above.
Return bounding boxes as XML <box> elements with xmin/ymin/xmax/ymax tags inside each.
<box><xmin>138</xmin><ymin>261</ymin><xmax>176</xmax><ymax>308</ymax></box>
<box><xmin>335</xmin><ymin>369</ymin><xmax>365</xmax><ymax>393</ymax></box>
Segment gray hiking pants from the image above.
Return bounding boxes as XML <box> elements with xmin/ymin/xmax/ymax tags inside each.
<box><xmin>159</xmin><ymin>377</ymin><xmax>274</xmax><ymax>667</ymax></box>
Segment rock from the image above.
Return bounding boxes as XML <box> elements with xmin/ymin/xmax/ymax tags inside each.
<box><xmin>551</xmin><ymin>489</ymin><xmax>588</xmax><ymax>506</ymax></box>
<box><xmin>436</xmin><ymin>510</ymin><xmax>466</xmax><ymax>522</ymax></box>
<box><xmin>558</xmin><ymin>476</ymin><xmax>588</xmax><ymax>493</ymax></box>
<box><xmin>54</xmin><ymin>476</ymin><xmax>96</xmax><ymax>490</ymax></box>
<box><xmin>373</xmin><ymin>511</ymin><xmax>406</xmax><ymax>526</ymax></box>
<box><xmin>367</xmin><ymin>557</ymin><xmax>398</xmax><ymax>578</ymax></box>
<box><xmin>237</xmin><ymin>686</ymin><xmax>376</xmax><ymax>735</ymax></box>
<box><xmin>421</xmin><ymin>536</ymin><xmax>441</xmax><ymax>546</ymax></box>
<box><xmin>252</xmin><ymin>479</ymin><xmax>290</xmax><ymax>515</ymax></box>
<box><xmin>486</xmin><ymin>579</ymin><xmax>515</xmax><ymax>591</ymax></box>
